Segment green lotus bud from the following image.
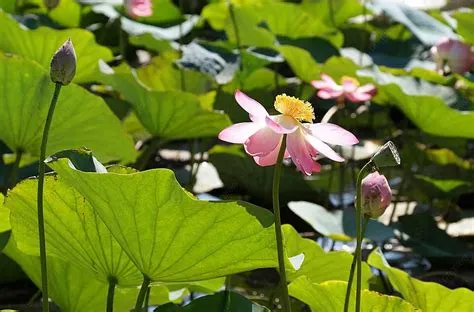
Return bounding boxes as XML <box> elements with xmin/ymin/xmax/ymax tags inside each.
<box><xmin>43</xmin><ymin>0</ymin><xmax>60</xmax><ymax>10</ymax></box>
<box><xmin>50</xmin><ymin>39</ymin><xmax>76</xmax><ymax>85</ymax></box>
<box><xmin>370</xmin><ymin>141</ymin><xmax>400</xmax><ymax>169</ymax></box>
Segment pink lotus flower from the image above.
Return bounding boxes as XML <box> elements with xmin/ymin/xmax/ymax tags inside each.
<box><xmin>125</xmin><ymin>0</ymin><xmax>152</xmax><ymax>18</ymax></box>
<box><xmin>311</xmin><ymin>74</ymin><xmax>376</xmax><ymax>103</ymax></box>
<box><xmin>218</xmin><ymin>91</ymin><xmax>359</xmax><ymax>175</ymax></box>
<box><xmin>361</xmin><ymin>171</ymin><xmax>391</xmax><ymax>219</ymax></box>
<box><xmin>430</xmin><ymin>38</ymin><xmax>474</xmax><ymax>74</ymax></box>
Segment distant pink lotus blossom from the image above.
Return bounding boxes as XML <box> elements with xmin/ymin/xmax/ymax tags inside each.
<box><xmin>218</xmin><ymin>91</ymin><xmax>358</xmax><ymax>175</ymax></box>
<box><xmin>430</xmin><ymin>38</ymin><xmax>474</xmax><ymax>74</ymax></box>
<box><xmin>125</xmin><ymin>0</ymin><xmax>152</xmax><ymax>18</ymax></box>
<box><xmin>312</xmin><ymin>74</ymin><xmax>376</xmax><ymax>103</ymax></box>
<box><xmin>361</xmin><ymin>171</ymin><xmax>391</xmax><ymax>219</ymax></box>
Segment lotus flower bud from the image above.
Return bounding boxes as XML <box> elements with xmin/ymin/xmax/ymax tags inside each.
<box><xmin>43</xmin><ymin>0</ymin><xmax>60</xmax><ymax>10</ymax></box>
<box><xmin>361</xmin><ymin>171</ymin><xmax>391</xmax><ymax>219</ymax></box>
<box><xmin>50</xmin><ymin>39</ymin><xmax>76</xmax><ymax>86</ymax></box>
<box><xmin>430</xmin><ymin>38</ymin><xmax>474</xmax><ymax>75</ymax></box>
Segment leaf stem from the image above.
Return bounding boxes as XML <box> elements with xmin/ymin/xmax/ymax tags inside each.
<box><xmin>272</xmin><ymin>134</ymin><xmax>291</xmax><ymax>312</ymax></box>
<box><xmin>178</xmin><ymin>0</ymin><xmax>186</xmax><ymax>91</ymax></box>
<box><xmin>223</xmin><ymin>275</ymin><xmax>232</xmax><ymax>311</ymax></box>
<box><xmin>355</xmin><ymin>162</ymin><xmax>372</xmax><ymax>312</ymax></box>
<box><xmin>38</xmin><ymin>83</ymin><xmax>62</xmax><ymax>312</ymax></box>
<box><xmin>143</xmin><ymin>286</ymin><xmax>151</xmax><ymax>310</ymax></box>
<box><xmin>7</xmin><ymin>149</ymin><xmax>23</xmax><ymax>190</ymax></box>
<box><xmin>343</xmin><ymin>215</ymin><xmax>369</xmax><ymax>312</ymax></box>
<box><xmin>134</xmin><ymin>275</ymin><xmax>151</xmax><ymax>312</ymax></box>
<box><xmin>106</xmin><ymin>277</ymin><xmax>117</xmax><ymax>312</ymax></box>
<box><xmin>136</xmin><ymin>138</ymin><xmax>167</xmax><ymax>171</ymax></box>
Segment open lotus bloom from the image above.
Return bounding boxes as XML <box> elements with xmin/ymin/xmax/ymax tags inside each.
<box><xmin>430</xmin><ymin>37</ymin><xmax>474</xmax><ymax>74</ymax></box>
<box><xmin>125</xmin><ymin>0</ymin><xmax>153</xmax><ymax>18</ymax></box>
<box><xmin>311</xmin><ymin>74</ymin><xmax>376</xmax><ymax>103</ymax></box>
<box><xmin>218</xmin><ymin>91</ymin><xmax>359</xmax><ymax>175</ymax></box>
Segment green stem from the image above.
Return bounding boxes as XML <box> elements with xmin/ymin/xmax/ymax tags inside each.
<box><xmin>272</xmin><ymin>134</ymin><xmax>291</xmax><ymax>312</ymax></box>
<box><xmin>178</xmin><ymin>0</ymin><xmax>186</xmax><ymax>91</ymax></box>
<box><xmin>143</xmin><ymin>286</ymin><xmax>151</xmax><ymax>310</ymax></box>
<box><xmin>328</xmin><ymin>0</ymin><xmax>336</xmax><ymax>28</ymax></box>
<box><xmin>227</xmin><ymin>0</ymin><xmax>243</xmax><ymax>88</ymax></box>
<box><xmin>134</xmin><ymin>276</ymin><xmax>151</xmax><ymax>312</ymax></box>
<box><xmin>355</xmin><ymin>162</ymin><xmax>372</xmax><ymax>312</ymax></box>
<box><xmin>106</xmin><ymin>277</ymin><xmax>117</xmax><ymax>312</ymax></box>
<box><xmin>223</xmin><ymin>275</ymin><xmax>232</xmax><ymax>311</ymax></box>
<box><xmin>7</xmin><ymin>150</ymin><xmax>23</xmax><ymax>189</ymax></box>
<box><xmin>343</xmin><ymin>216</ymin><xmax>369</xmax><ymax>312</ymax></box>
<box><xmin>136</xmin><ymin>138</ymin><xmax>167</xmax><ymax>171</ymax></box>
<box><xmin>38</xmin><ymin>83</ymin><xmax>62</xmax><ymax>312</ymax></box>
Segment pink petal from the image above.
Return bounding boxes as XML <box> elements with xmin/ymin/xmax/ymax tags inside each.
<box><xmin>235</xmin><ymin>90</ymin><xmax>269</xmax><ymax>121</ymax></box>
<box><xmin>308</xmin><ymin>123</ymin><xmax>359</xmax><ymax>146</ymax></box>
<box><xmin>345</xmin><ymin>91</ymin><xmax>372</xmax><ymax>103</ymax></box>
<box><xmin>244</xmin><ymin>127</ymin><xmax>281</xmax><ymax>156</ymax></box>
<box><xmin>317</xmin><ymin>89</ymin><xmax>343</xmax><ymax>100</ymax></box>
<box><xmin>287</xmin><ymin>130</ymin><xmax>315</xmax><ymax>175</ymax></box>
<box><xmin>218</xmin><ymin>122</ymin><xmax>262</xmax><ymax>144</ymax></box>
<box><xmin>341</xmin><ymin>77</ymin><xmax>359</xmax><ymax>93</ymax></box>
<box><xmin>253</xmin><ymin>139</ymin><xmax>286</xmax><ymax>166</ymax></box>
<box><xmin>357</xmin><ymin>83</ymin><xmax>376</xmax><ymax>95</ymax></box>
<box><xmin>265</xmin><ymin>116</ymin><xmax>298</xmax><ymax>134</ymax></box>
<box><xmin>304</xmin><ymin>133</ymin><xmax>344</xmax><ymax>162</ymax></box>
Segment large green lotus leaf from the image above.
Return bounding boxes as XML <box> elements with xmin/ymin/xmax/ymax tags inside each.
<box><xmin>99</xmin><ymin>62</ymin><xmax>231</xmax><ymax>140</ymax></box>
<box><xmin>0</xmin><ymin>54</ymin><xmax>136</xmax><ymax>163</ymax></box>
<box><xmin>301</xmin><ymin>0</ymin><xmax>363</xmax><ymax>27</ymax></box>
<box><xmin>7</xmin><ymin>176</ymin><xmax>143</xmax><ymax>286</ymax></box>
<box><xmin>368</xmin><ymin>248</ymin><xmax>474</xmax><ymax>311</ymax></box>
<box><xmin>48</xmin><ymin>156</ymin><xmax>277</xmax><ymax>282</ymax></box>
<box><xmin>224</xmin><ymin>6</ymin><xmax>275</xmax><ymax>48</ymax></box>
<box><xmin>22</xmin><ymin>0</ymin><xmax>81</xmax><ymax>27</ymax></box>
<box><xmin>0</xmin><ymin>10</ymin><xmax>112</xmax><ymax>83</ymax></box>
<box><xmin>255</xmin><ymin>1</ymin><xmax>342</xmax><ymax>46</ymax></box>
<box><xmin>136</xmin><ymin>54</ymin><xmax>213</xmax><ymax>94</ymax></box>
<box><xmin>278</xmin><ymin>45</ymin><xmax>320</xmax><ymax>83</ymax></box>
<box><xmin>452</xmin><ymin>11</ymin><xmax>474</xmax><ymax>45</ymax></box>
<box><xmin>359</xmin><ymin>68</ymin><xmax>474</xmax><ymax>138</ymax></box>
<box><xmin>289</xmin><ymin>277</ymin><xmax>419</xmax><ymax>312</ymax></box>
<box><xmin>283</xmin><ymin>224</ymin><xmax>372</xmax><ymax>288</ymax></box>
<box><xmin>155</xmin><ymin>291</ymin><xmax>270</xmax><ymax>312</ymax></box>
<box><xmin>288</xmin><ymin>201</ymin><xmax>395</xmax><ymax>243</ymax></box>
<box><xmin>4</xmin><ymin>238</ymin><xmax>171</xmax><ymax>312</ymax></box>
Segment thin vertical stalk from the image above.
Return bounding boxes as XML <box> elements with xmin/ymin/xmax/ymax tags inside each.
<box><xmin>7</xmin><ymin>150</ymin><xmax>23</xmax><ymax>190</ymax></box>
<box><xmin>343</xmin><ymin>216</ymin><xmax>369</xmax><ymax>312</ymax></box>
<box><xmin>272</xmin><ymin>134</ymin><xmax>291</xmax><ymax>312</ymax></box>
<box><xmin>223</xmin><ymin>275</ymin><xmax>232</xmax><ymax>311</ymax></box>
<box><xmin>106</xmin><ymin>277</ymin><xmax>117</xmax><ymax>312</ymax></box>
<box><xmin>143</xmin><ymin>286</ymin><xmax>151</xmax><ymax>310</ymax></box>
<box><xmin>354</xmin><ymin>162</ymin><xmax>372</xmax><ymax>312</ymax></box>
<box><xmin>134</xmin><ymin>275</ymin><xmax>151</xmax><ymax>312</ymax></box>
<box><xmin>136</xmin><ymin>138</ymin><xmax>168</xmax><ymax>171</ymax></box>
<box><xmin>227</xmin><ymin>0</ymin><xmax>243</xmax><ymax>88</ymax></box>
<box><xmin>328</xmin><ymin>0</ymin><xmax>336</xmax><ymax>28</ymax></box>
<box><xmin>178</xmin><ymin>0</ymin><xmax>186</xmax><ymax>91</ymax></box>
<box><xmin>38</xmin><ymin>83</ymin><xmax>62</xmax><ymax>312</ymax></box>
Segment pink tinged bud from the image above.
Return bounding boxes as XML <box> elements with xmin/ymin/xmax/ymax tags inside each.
<box><xmin>43</xmin><ymin>0</ymin><xmax>60</xmax><ymax>10</ymax></box>
<box><xmin>361</xmin><ymin>171</ymin><xmax>391</xmax><ymax>219</ymax></box>
<box><xmin>50</xmin><ymin>39</ymin><xmax>77</xmax><ymax>86</ymax></box>
<box><xmin>125</xmin><ymin>0</ymin><xmax>153</xmax><ymax>18</ymax></box>
<box><xmin>431</xmin><ymin>38</ymin><xmax>474</xmax><ymax>74</ymax></box>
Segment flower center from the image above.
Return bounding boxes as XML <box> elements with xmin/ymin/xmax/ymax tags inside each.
<box><xmin>274</xmin><ymin>94</ymin><xmax>314</xmax><ymax>123</ymax></box>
